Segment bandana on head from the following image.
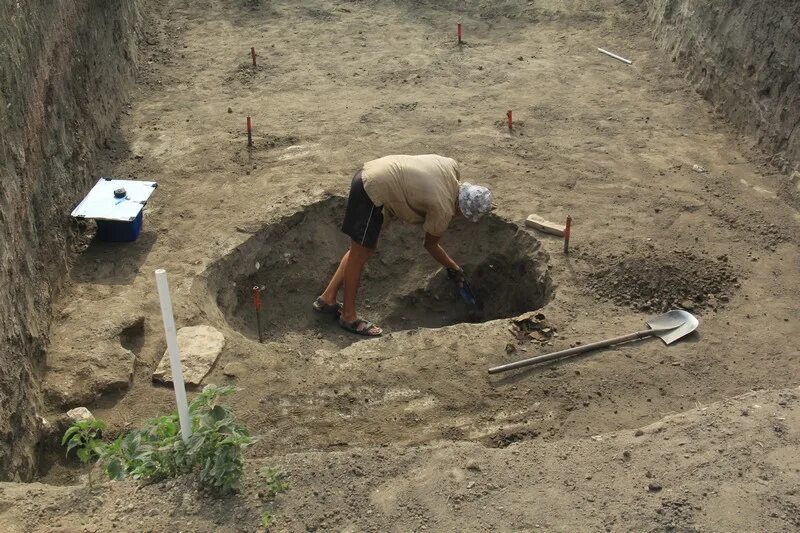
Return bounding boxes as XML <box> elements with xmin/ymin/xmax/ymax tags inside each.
<box><xmin>458</xmin><ymin>183</ymin><xmax>493</xmax><ymax>222</ymax></box>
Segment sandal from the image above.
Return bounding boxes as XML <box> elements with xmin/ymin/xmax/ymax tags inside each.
<box><xmin>339</xmin><ymin>317</ymin><xmax>383</xmax><ymax>337</ymax></box>
<box><xmin>313</xmin><ymin>297</ymin><xmax>343</xmax><ymax>317</ymax></box>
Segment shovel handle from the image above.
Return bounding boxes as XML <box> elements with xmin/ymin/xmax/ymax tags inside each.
<box><xmin>488</xmin><ymin>329</ymin><xmax>654</xmax><ymax>374</ymax></box>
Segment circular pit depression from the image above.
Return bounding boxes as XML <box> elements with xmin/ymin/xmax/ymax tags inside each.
<box><xmin>207</xmin><ymin>196</ymin><xmax>554</xmax><ymax>347</ymax></box>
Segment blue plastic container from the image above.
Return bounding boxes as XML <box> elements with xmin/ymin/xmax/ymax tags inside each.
<box><xmin>96</xmin><ymin>211</ymin><xmax>143</xmax><ymax>242</ymax></box>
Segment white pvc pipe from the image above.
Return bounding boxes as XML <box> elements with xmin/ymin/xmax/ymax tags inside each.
<box><xmin>597</xmin><ymin>48</ymin><xmax>632</xmax><ymax>65</ymax></box>
<box><xmin>154</xmin><ymin>268</ymin><xmax>192</xmax><ymax>442</ymax></box>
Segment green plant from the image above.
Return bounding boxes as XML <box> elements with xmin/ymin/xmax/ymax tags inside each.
<box><xmin>61</xmin><ymin>419</ymin><xmax>106</xmax><ymax>487</ymax></box>
<box><xmin>257</xmin><ymin>467</ymin><xmax>288</xmax><ymax>530</ymax></box>
<box><xmin>189</xmin><ymin>385</ymin><xmax>254</xmax><ymax>494</ymax></box>
<box><xmin>258</xmin><ymin>467</ymin><xmax>289</xmax><ymax>500</ymax></box>
<box><xmin>64</xmin><ymin>384</ymin><xmax>255</xmax><ymax>496</ymax></box>
<box><xmin>99</xmin><ymin>413</ymin><xmax>187</xmax><ymax>483</ymax></box>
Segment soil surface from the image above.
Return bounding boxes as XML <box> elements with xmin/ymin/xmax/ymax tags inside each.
<box><xmin>17</xmin><ymin>0</ymin><xmax>800</xmax><ymax>530</ymax></box>
<box><xmin>3</xmin><ymin>388</ymin><xmax>798</xmax><ymax>532</ymax></box>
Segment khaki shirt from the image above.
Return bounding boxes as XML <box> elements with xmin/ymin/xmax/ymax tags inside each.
<box><xmin>361</xmin><ymin>154</ymin><xmax>460</xmax><ymax>236</ymax></box>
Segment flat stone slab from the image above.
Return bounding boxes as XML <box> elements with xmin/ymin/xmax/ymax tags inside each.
<box><xmin>153</xmin><ymin>325</ymin><xmax>225</xmax><ymax>385</ymax></box>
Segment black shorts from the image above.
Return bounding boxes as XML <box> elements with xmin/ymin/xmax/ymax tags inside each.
<box><xmin>341</xmin><ymin>170</ymin><xmax>383</xmax><ymax>249</ymax></box>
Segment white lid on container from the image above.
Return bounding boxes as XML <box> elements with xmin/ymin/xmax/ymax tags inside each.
<box><xmin>71</xmin><ymin>178</ymin><xmax>157</xmax><ymax>222</ymax></box>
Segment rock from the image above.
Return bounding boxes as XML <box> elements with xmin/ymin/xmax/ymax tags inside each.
<box><xmin>648</xmin><ymin>482</ymin><xmax>662</xmax><ymax>492</ymax></box>
<box><xmin>634</xmin><ymin>429</ymin><xmax>644</xmax><ymax>437</ymax></box>
<box><xmin>465</xmin><ymin>460</ymin><xmax>481</xmax><ymax>471</ymax></box>
<box><xmin>43</xmin><ymin>301</ymin><xmax>144</xmax><ymax>408</ymax></box>
<box><xmin>66</xmin><ymin>407</ymin><xmax>94</xmax><ymax>422</ymax></box>
<box><xmin>680</xmin><ymin>299</ymin><xmax>695</xmax><ymax>311</ymax></box>
<box><xmin>692</xmin><ymin>164</ymin><xmax>707</xmax><ymax>173</ymax></box>
<box><xmin>222</xmin><ymin>361</ymin><xmax>246</xmax><ymax>377</ymax></box>
<box><xmin>153</xmin><ymin>325</ymin><xmax>225</xmax><ymax>385</ymax></box>
<box><xmin>505</xmin><ymin>342</ymin><xmax>517</xmax><ymax>355</ymax></box>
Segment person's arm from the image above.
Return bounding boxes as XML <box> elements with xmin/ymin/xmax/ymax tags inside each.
<box><xmin>424</xmin><ymin>232</ymin><xmax>460</xmax><ymax>271</ymax></box>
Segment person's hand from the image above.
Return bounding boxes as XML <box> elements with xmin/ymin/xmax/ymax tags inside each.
<box><xmin>446</xmin><ymin>267</ymin><xmax>465</xmax><ymax>284</ymax></box>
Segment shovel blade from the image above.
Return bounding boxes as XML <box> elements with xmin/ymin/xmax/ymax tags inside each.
<box><xmin>459</xmin><ymin>279</ymin><xmax>477</xmax><ymax>307</ymax></box>
<box><xmin>647</xmin><ymin>309</ymin><xmax>699</xmax><ymax>344</ymax></box>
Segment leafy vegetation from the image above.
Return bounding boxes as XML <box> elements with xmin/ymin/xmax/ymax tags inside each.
<box><xmin>257</xmin><ymin>466</ymin><xmax>289</xmax><ymax>530</ymax></box>
<box><xmin>62</xmin><ymin>384</ymin><xmax>255</xmax><ymax>496</ymax></box>
<box><xmin>258</xmin><ymin>467</ymin><xmax>289</xmax><ymax>500</ymax></box>
<box><xmin>261</xmin><ymin>511</ymin><xmax>273</xmax><ymax>528</ymax></box>
<box><xmin>61</xmin><ymin>418</ymin><xmax>106</xmax><ymax>487</ymax></box>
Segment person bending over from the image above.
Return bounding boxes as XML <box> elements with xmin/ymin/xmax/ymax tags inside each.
<box><xmin>313</xmin><ymin>154</ymin><xmax>492</xmax><ymax>336</ymax></box>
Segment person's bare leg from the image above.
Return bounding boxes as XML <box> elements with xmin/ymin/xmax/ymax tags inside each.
<box><xmin>320</xmin><ymin>250</ymin><xmax>349</xmax><ymax>305</ymax></box>
<box><xmin>341</xmin><ymin>240</ymin><xmax>373</xmax><ymax>323</ymax></box>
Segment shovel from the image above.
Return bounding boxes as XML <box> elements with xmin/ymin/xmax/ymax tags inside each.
<box><xmin>447</xmin><ymin>267</ymin><xmax>480</xmax><ymax>308</ymax></box>
<box><xmin>488</xmin><ymin>310</ymin><xmax>699</xmax><ymax>374</ymax></box>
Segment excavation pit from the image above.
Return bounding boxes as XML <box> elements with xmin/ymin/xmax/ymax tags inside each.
<box><xmin>209</xmin><ymin>197</ymin><xmax>553</xmax><ymax>347</ymax></box>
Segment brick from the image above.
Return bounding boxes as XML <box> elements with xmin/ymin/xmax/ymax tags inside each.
<box><xmin>525</xmin><ymin>214</ymin><xmax>565</xmax><ymax>237</ymax></box>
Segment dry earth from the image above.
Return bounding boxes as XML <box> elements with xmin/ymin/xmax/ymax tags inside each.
<box><xmin>8</xmin><ymin>0</ymin><xmax>800</xmax><ymax>531</ymax></box>
<box><xmin>2</xmin><ymin>388</ymin><xmax>799</xmax><ymax>532</ymax></box>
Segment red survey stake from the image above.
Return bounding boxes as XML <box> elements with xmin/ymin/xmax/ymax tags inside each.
<box><xmin>246</xmin><ymin>116</ymin><xmax>253</xmax><ymax>147</ymax></box>
<box><xmin>252</xmin><ymin>286</ymin><xmax>263</xmax><ymax>343</ymax></box>
<box><xmin>251</xmin><ymin>47</ymin><xmax>257</xmax><ymax>67</ymax></box>
<box><xmin>507</xmin><ymin>110</ymin><xmax>513</xmax><ymax>130</ymax></box>
<box><xmin>563</xmin><ymin>215</ymin><xmax>572</xmax><ymax>254</ymax></box>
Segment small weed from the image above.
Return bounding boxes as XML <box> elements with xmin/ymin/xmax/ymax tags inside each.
<box><xmin>257</xmin><ymin>467</ymin><xmax>288</xmax><ymax>529</ymax></box>
<box><xmin>62</xmin><ymin>419</ymin><xmax>105</xmax><ymax>463</ymax></box>
<box><xmin>61</xmin><ymin>418</ymin><xmax>106</xmax><ymax>488</ymax></box>
<box><xmin>258</xmin><ymin>467</ymin><xmax>289</xmax><ymax>500</ymax></box>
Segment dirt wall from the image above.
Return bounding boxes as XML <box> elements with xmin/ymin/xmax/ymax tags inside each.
<box><xmin>0</xmin><ymin>0</ymin><xmax>141</xmax><ymax>480</ymax></box>
<box><xmin>646</xmin><ymin>0</ymin><xmax>800</xmax><ymax>170</ymax></box>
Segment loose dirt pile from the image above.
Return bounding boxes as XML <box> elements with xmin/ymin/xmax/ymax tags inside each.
<box><xmin>587</xmin><ymin>249</ymin><xmax>739</xmax><ymax>313</ymax></box>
